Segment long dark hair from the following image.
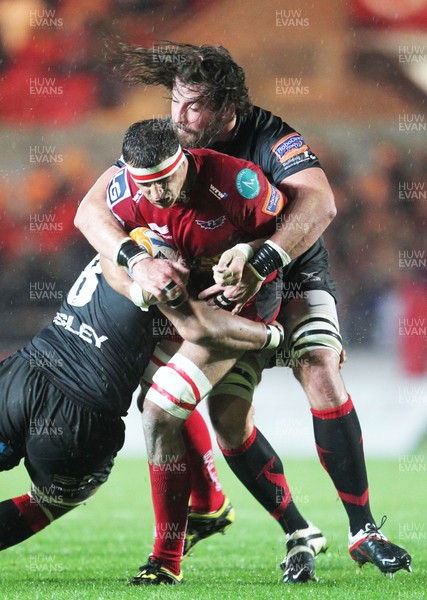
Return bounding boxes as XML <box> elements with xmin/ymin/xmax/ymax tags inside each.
<box><xmin>114</xmin><ymin>40</ymin><xmax>252</xmax><ymax>118</ymax></box>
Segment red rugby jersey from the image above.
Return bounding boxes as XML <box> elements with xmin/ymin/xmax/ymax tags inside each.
<box><xmin>108</xmin><ymin>148</ymin><xmax>288</xmax><ymax>274</ymax></box>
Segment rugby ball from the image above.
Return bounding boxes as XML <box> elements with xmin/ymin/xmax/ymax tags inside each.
<box><xmin>130</xmin><ymin>227</ymin><xmax>181</xmax><ymax>262</ymax></box>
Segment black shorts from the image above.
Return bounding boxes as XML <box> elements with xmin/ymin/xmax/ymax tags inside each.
<box><xmin>282</xmin><ymin>238</ymin><xmax>337</xmax><ymax>304</ymax></box>
<box><xmin>0</xmin><ymin>354</ymin><xmax>125</xmax><ymax>504</ymax></box>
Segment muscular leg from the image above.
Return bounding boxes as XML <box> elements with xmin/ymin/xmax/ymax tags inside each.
<box><xmin>141</xmin><ymin>341</ymin><xmax>240</xmax><ymax>577</ymax></box>
<box><xmin>283</xmin><ymin>290</ymin><xmax>412</xmax><ymax>573</ymax></box>
<box><xmin>282</xmin><ymin>291</ymin><xmax>373</xmax><ymax>533</ymax></box>
<box><xmin>139</xmin><ymin>301</ymin><xmax>274</xmax><ymax>516</ymax></box>
<box><xmin>0</xmin><ymin>481</ymin><xmax>101</xmax><ymax>551</ymax></box>
<box><xmin>208</xmin><ymin>355</ymin><xmax>311</xmax><ymax>536</ymax></box>
<box><xmin>293</xmin><ymin>348</ymin><xmax>373</xmax><ymax>533</ymax></box>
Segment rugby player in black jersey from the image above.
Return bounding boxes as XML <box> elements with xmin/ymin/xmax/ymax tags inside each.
<box><xmin>0</xmin><ymin>254</ymin><xmax>282</xmax><ymax>559</ymax></box>
<box><xmin>74</xmin><ymin>42</ymin><xmax>411</xmax><ymax>582</ymax></box>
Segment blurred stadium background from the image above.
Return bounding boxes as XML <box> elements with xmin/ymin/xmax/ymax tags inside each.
<box><xmin>0</xmin><ymin>0</ymin><xmax>426</xmax><ymax>461</ymax></box>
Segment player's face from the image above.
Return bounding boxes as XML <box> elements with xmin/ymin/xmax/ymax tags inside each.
<box><xmin>136</xmin><ymin>161</ymin><xmax>187</xmax><ymax>209</ymax></box>
<box><xmin>171</xmin><ymin>80</ymin><xmax>225</xmax><ymax>148</ymax></box>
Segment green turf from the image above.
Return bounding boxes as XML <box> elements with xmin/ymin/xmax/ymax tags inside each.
<box><xmin>1</xmin><ymin>457</ymin><xmax>425</xmax><ymax>599</ymax></box>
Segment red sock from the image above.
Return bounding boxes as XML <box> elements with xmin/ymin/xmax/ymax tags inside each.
<box><xmin>12</xmin><ymin>493</ymin><xmax>51</xmax><ymax>532</ymax></box>
<box><xmin>0</xmin><ymin>494</ymin><xmax>51</xmax><ymax>550</ymax></box>
<box><xmin>149</xmin><ymin>456</ymin><xmax>191</xmax><ymax>575</ymax></box>
<box><xmin>182</xmin><ymin>410</ymin><xmax>224</xmax><ymax>514</ymax></box>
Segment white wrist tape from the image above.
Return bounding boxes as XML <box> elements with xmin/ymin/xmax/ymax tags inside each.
<box><xmin>129</xmin><ymin>281</ymin><xmax>150</xmax><ymax>311</ymax></box>
<box><xmin>233</xmin><ymin>243</ymin><xmax>255</xmax><ymax>262</ymax></box>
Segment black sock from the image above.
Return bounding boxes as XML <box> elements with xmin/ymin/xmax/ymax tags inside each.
<box><xmin>220</xmin><ymin>427</ymin><xmax>308</xmax><ymax>534</ymax></box>
<box><xmin>0</xmin><ymin>494</ymin><xmax>51</xmax><ymax>550</ymax></box>
<box><xmin>311</xmin><ymin>395</ymin><xmax>374</xmax><ymax>535</ymax></box>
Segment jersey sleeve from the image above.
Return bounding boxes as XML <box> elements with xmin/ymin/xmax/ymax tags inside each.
<box><xmin>255</xmin><ymin>119</ymin><xmax>322</xmax><ymax>185</ymax></box>
<box><xmin>226</xmin><ymin>162</ymin><xmax>287</xmax><ymax>238</ymax></box>
<box><xmin>106</xmin><ymin>168</ymin><xmax>141</xmax><ymax>231</ymax></box>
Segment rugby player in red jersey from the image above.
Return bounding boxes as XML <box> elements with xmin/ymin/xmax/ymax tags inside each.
<box><xmin>102</xmin><ymin>118</ymin><xmax>326</xmax><ymax>584</ymax></box>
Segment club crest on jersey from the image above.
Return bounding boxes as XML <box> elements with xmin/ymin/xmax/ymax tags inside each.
<box><xmin>272</xmin><ymin>133</ymin><xmax>308</xmax><ymax>164</ymax></box>
<box><xmin>236</xmin><ymin>168</ymin><xmax>261</xmax><ymax>199</ymax></box>
<box><xmin>195</xmin><ymin>215</ymin><xmax>226</xmax><ymax>230</ymax></box>
<box><xmin>209</xmin><ymin>184</ymin><xmax>228</xmax><ymax>201</ymax></box>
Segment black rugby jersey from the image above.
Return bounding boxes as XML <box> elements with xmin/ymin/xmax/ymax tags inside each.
<box><xmin>19</xmin><ymin>256</ymin><xmax>154</xmax><ymax>416</ymax></box>
<box><xmin>210</xmin><ymin>106</ymin><xmax>328</xmax><ymax>276</ymax></box>
<box><xmin>211</xmin><ymin>106</ymin><xmax>321</xmax><ymax>186</ymax></box>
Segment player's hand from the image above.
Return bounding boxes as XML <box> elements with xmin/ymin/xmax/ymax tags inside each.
<box><xmin>131</xmin><ymin>258</ymin><xmax>189</xmax><ymax>305</ymax></box>
<box><xmin>212</xmin><ymin>246</ymin><xmax>247</xmax><ymax>286</ymax></box>
<box><xmin>199</xmin><ymin>264</ymin><xmax>263</xmax><ymax>315</ymax></box>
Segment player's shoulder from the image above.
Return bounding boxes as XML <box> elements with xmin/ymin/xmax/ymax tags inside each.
<box><xmin>189</xmin><ymin>147</ymin><xmax>261</xmax><ymax>173</ymax></box>
<box><xmin>241</xmin><ymin>106</ymin><xmax>320</xmax><ymax>179</ymax></box>
<box><xmin>190</xmin><ymin>147</ymin><xmax>265</xmax><ymax>200</ymax></box>
<box><xmin>246</xmin><ymin>106</ymin><xmax>298</xmax><ymax>147</ymax></box>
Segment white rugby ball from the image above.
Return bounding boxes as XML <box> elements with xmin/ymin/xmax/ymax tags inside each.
<box><xmin>129</xmin><ymin>227</ymin><xmax>181</xmax><ymax>261</ymax></box>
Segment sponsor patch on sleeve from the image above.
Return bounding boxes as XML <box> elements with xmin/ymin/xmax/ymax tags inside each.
<box><xmin>271</xmin><ymin>133</ymin><xmax>309</xmax><ymax>164</ymax></box>
<box><xmin>236</xmin><ymin>168</ymin><xmax>261</xmax><ymax>199</ymax></box>
<box><xmin>262</xmin><ymin>182</ymin><xmax>284</xmax><ymax>215</ymax></box>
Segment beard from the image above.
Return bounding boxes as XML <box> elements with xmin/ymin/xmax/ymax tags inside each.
<box><xmin>172</xmin><ymin>115</ymin><xmax>228</xmax><ymax>149</ymax></box>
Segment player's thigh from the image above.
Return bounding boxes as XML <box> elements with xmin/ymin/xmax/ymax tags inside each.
<box><xmin>207</xmin><ymin>351</ymin><xmax>267</xmax><ymax>431</ymax></box>
<box><xmin>278</xmin><ymin>290</ymin><xmax>342</xmax><ymax>362</ymax></box>
<box><xmin>24</xmin><ymin>389</ymin><xmax>125</xmax><ymax>508</ymax></box>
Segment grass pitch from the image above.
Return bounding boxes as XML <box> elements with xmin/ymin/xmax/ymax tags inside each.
<box><xmin>1</xmin><ymin>457</ymin><xmax>425</xmax><ymax>599</ymax></box>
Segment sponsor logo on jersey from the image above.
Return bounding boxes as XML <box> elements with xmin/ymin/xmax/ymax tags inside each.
<box><xmin>236</xmin><ymin>168</ymin><xmax>261</xmax><ymax>199</ymax></box>
<box><xmin>271</xmin><ymin>133</ymin><xmax>309</xmax><ymax>164</ymax></box>
<box><xmin>262</xmin><ymin>182</ymin><xmax>284</xmax><ymax>216</ymax></box>
<box><xmin>301</xmin><ymin>271</ymin><xmax>322</xmax><ymax>283</ymax></box>
<box><xmin>195</xmin><ymin>215</ymin><xmax>226</xmax><ymax>230</ymax></box>
<box><xmin>209</xmin><ymin>184</ymin><xmax>228</xmax><ymax>201</ymax></box>
<box><xmin>52</xmin><ymin>313</ymin><xmax>108</xmax><ymax>348</ymax></box>
<box><xmin>107</xmin><ymin>168</ymin><xmax>130</xmax><ymax>206</ymax></box>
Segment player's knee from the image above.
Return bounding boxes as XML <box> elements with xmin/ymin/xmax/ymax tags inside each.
<box><xmin>208</xmin><ymin>396</ymin><xmax>253</xmax><ymax>448</ymax></box>
<box><xmin>293</xmin><ymin>349</ymin><xmax>347</xmax><ymax>408</ymax></box>
<box><xmin>293</xmin><ymin>348</ymin><xmax>339</xmax><ymax>381</ymax></box>
<box><xmin>31</xmin><ymin>482</ymin><xmax>101</xmax><ymax>512</ymax></box>
<box><xmin>144</xmin><ymin>353</ymin><xmax>212</xmax><ymax>420</ymax></box>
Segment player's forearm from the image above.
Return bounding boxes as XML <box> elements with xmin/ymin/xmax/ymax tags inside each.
<box><xmin>273</xmin><ymin>167</ymin><xmax>336</xmax><ymax>259</ymax></box>
<box><xmin>99</xmin><ymin>255</ymin><xmax>133</xmax><ymax>298</ymax></box>
<box><xmin>159</xmin><ymin>300</ymin><xmax>273</xmax><ymax>352</ymax></box>
<box><xmin>74</xmin><ymin>166</ymin><xmax>122</xmax><ymax>258</ymax></box>
<box><xmin>100</xmin><ymin>258</ymin><xmax>278</xmax><ymax>353</ymax></box>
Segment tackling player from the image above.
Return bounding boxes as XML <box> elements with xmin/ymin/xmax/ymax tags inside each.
<box><xmin>0</xmin><ymin>254</ymin><xmax>281</xmax><ymax>558</ymax></box>
<box><xmin>74</xmin><ymin>43</ymin><xmax>411</xmax><ymax>581</ymax></box>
